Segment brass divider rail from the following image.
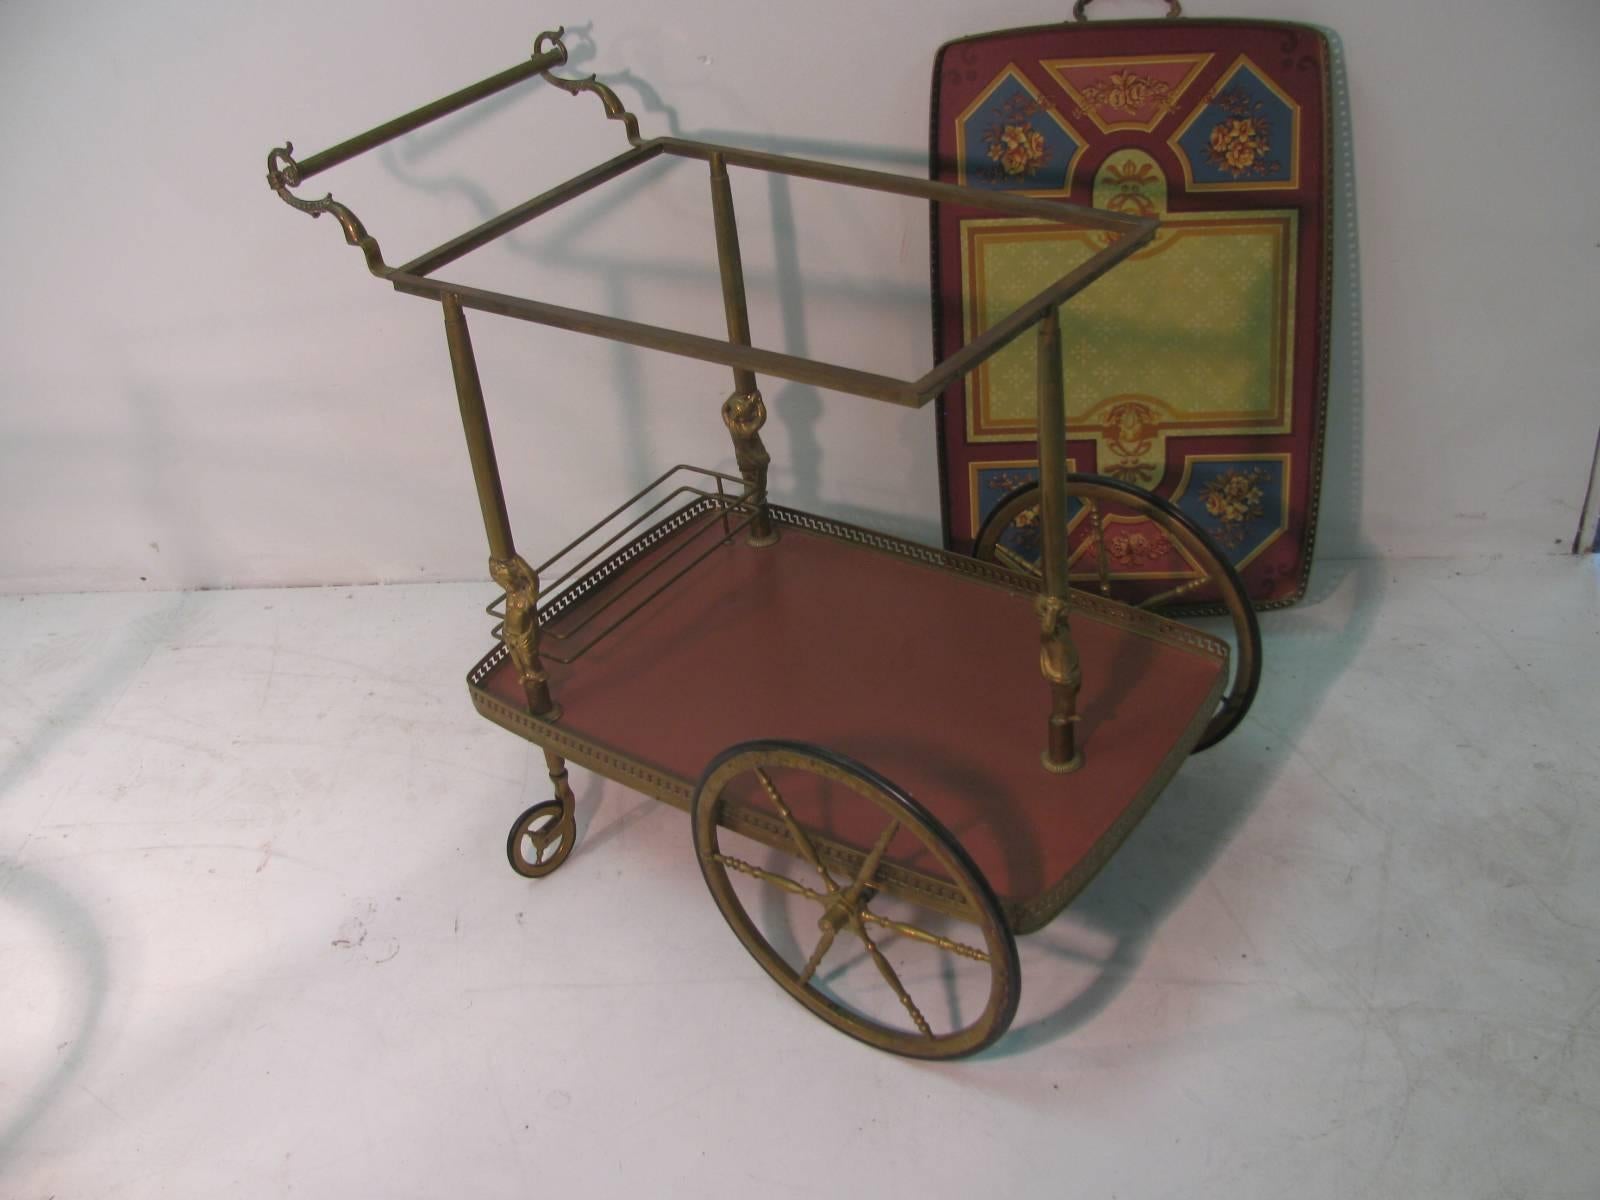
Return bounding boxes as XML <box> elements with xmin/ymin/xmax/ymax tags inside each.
<box><xmin>484</xmin><ymin>464</ymin><xmax>756</xmax><ymax>663</ymax></box>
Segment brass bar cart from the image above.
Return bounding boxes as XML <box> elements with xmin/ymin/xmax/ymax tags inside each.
<box><xmin>266</xmin><ymin>27</ymin><xmax>1260</xmax><ymax>1059</ymax></box>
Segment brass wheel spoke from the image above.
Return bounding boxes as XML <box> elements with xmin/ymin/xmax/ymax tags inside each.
<box><xmin>850</xmin><ymin>916</ymin><xmax>933</xmax><ymax>1038</ymax></box>
<box><xmin>847</xmin><ymin>819</ymin><xmax>899</xmax><ymax>895</ymax></box>
<box><xmin>796</xmin><ymin>924</ymin><xmax>839</xmax><ymax>986</ymax></box>
<box><xmin>995</xmin><ymin>542</ymin><xmax>1040</xmax><ymax>577</ymax></box>
<box><xmin>1137</xmin><ymin>571</ymin><xmax>1210</xmax><ymax>610</ymax></box>
<box><xmin>712</xmin><ymin>848</ymin><xmax>987</xmax><ymax>966</ymax></box>
<box><xmin>1089</xmin><ymin>499</ymin><xmax>1112</xmax><ymax>596</ymax></box>
<box><xmin>755</xmin><ymin>768</ymin><xmax>841</xmax><ymax>894</ymax></box>
<box><xmin>713</xmin><ymin>846</ymin><xmax>990</xmax><ymax>966</ymax></box>
<box><xmin>857</xmin><ymin>909</ymin><xmax>990</xmax><ymax>963</ymax></box>
<box><xmin>710</xmin><ymin>852</ymin><xmax>831</xmax><ymax>906</ymax></box>
<box><xmin>527</xmin><ymin>816</ymin><xmax>563</xmax><ymax>847</ymax></box>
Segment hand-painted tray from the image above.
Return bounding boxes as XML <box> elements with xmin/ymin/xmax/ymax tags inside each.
<box><xmin>931</xmin><ymin>14</ymin><xmax>1331</xmax><ymax>609</ymax></box>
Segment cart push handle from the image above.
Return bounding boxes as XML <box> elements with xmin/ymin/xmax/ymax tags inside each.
<box><xmin>294</xmin><ymin>34</ymin><xmax>570</xmax><ymax>182</ymax></box>
<box><xmin>265</xmin><ymin>26</ymin><xmax>637</xmax><ymax>275</ymax></box>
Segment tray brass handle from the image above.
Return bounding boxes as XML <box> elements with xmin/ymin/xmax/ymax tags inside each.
<box><xmin>1073</xmin><ymin>0</ymin><xmax>1184</xmax><ymax>20</ymax></box>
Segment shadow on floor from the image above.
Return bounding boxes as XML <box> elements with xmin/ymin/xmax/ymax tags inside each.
<box><xmin>0</xmin><ymin>597</ymin><xmax>190</xmax><ymax>1160</ymax></box>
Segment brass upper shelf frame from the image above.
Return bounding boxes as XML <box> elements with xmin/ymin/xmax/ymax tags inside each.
<box><xmin>267</xmin><ymin>27</ymin><xmax>1157</xmax><ymax>409</ymax></box>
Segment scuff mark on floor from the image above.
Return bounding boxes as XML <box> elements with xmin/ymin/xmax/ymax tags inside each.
<box><xmin>332</xmin><ymin>901</ymin><xmax>376</xmax><ymax>949</ymax></box>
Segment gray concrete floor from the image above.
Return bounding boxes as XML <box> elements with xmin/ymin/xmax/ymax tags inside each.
<box><xmin>2</xmin><ymin>555</ymin><xmax>1596</xmax><ymax>1197</ymax></box>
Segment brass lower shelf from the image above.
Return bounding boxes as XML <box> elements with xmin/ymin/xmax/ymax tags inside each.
<box><xmin>468</xmin><ymin>497</ymin><xmax>1226</xmax><ymax>933</ymax></box>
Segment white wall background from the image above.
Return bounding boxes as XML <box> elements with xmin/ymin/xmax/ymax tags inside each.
<box><xmin>1</xmin><ymin>0</ymin><xmax>1596</xmax><ymax>594</ymax></box>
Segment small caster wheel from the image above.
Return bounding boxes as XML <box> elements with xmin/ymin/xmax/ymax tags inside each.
<box><xmin>506</xmin><ymin>799</ymin><xmax>576</xmax><ymax>878</ymax></box>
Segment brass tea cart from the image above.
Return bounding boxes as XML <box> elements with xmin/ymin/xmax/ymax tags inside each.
<box><xmin>268</xmin><ymin>27</ymin><xmax>1261</xmax><ymax>1059</ymax></box>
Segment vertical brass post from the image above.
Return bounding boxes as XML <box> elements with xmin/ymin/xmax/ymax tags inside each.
<box><xmin>443</xmin><ymin>294</ymin><xmax>558</xmax><ymax>718</ymax></box>
<box><xmin>708</xmin><ymin>152</ymin><xmax>777</xmax><ymax>546</ymax></box>
<box><xmin>1035</xmin><ymin>307</ymin><xmax>1083</xmax><ymax>773</ymax></box>
<box><xmin>444</xmin><ymin>294</ymin><xmax>515</xmax><ymax>562</ymax></box>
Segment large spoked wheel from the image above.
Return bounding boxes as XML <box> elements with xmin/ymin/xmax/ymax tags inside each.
<box><xmin>693</xmin><ymin>740</ymin><xmax>1020</xmax><ymax>1060</ymax></box>
<box><xmin>973</xmin><ymin>473</ymin><xmax>1261</xmax><ymax>751</ymax></box>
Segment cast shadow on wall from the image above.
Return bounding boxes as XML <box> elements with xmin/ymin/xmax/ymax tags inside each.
<box><xmin>374</xmin><ymin>25</ymin><xmax>938</xmax><ymax>545</ymax></box>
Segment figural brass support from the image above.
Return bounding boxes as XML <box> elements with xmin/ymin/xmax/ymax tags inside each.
<box><xmin>722</xmin><ymin>391</ymin><xmax>774</xmax><ymax>545</ymax></box>
<box><xmin>1035</xmin><ymin>308</ymin><xmax>1084</xmax><ymax>774</ymax></box>
<box><xmin>709</xmin><ymin>153</ymin><xmax>777</xmax><ymax>546</ymax></box>
<box><xmin>489</xmin><ymin>554</ymin><xmax>558</xmax><ymax>719</ymax></box>
<box><xmin>443</xmin><ymin>294</ymin><xmax>559</xmax><ymax>719</ymax></box>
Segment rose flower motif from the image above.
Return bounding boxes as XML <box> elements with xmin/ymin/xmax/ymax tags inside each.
<box><xmin>1208</xmin><ymin>117</ymin><xmax>1269</xmax><ymax>174</ymax></box>
<box><xmin>1202</xmin><ymin>471</ymin><xmax>1265</xmax><ymax>524</ymax></box>
<box><xmin>1104</xmin><ymin>71</ymin><xmax>1151</xmax><ymax>112</ymax></box>
<box><xmin>987</xmin><ymin>123</ymin><xmax>1047</xmax><ymax>176</ymax></box>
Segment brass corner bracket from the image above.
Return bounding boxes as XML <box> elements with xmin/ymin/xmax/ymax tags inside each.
<box><xmin>266</xmin><ymin>143</ymin><xmax>389</xmax><ymax>275</ymax></box>
<box><xmin>533</xmin><ymin>27</ymin><xmax>644</xmax><ymax>146</ymax></box>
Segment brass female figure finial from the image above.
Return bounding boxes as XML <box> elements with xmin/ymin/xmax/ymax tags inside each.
<box><xmin>489</xmin><ymin>553</ymin><xmax>559</xmax><ymax>718</ymax></box>
<box><xmin>722</xmin><ymin>389</ymin><xmax>777</xmax><ymax>545</ymax></box>
<box><xmin>1036</xmin><ymin>593</ymin><xmax>1083</xmax><ymax>772</ymax></box>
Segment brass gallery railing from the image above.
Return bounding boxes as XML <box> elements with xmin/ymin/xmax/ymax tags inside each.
<box><xmin>484</xmin><ymin>464</ymin><xmax>763</xmax><ymax>663</ymax></box>
<box><xmin>266</xmin><ymin>26</ymin><xmax>1158</xmax><ymax>772</ymax></box>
